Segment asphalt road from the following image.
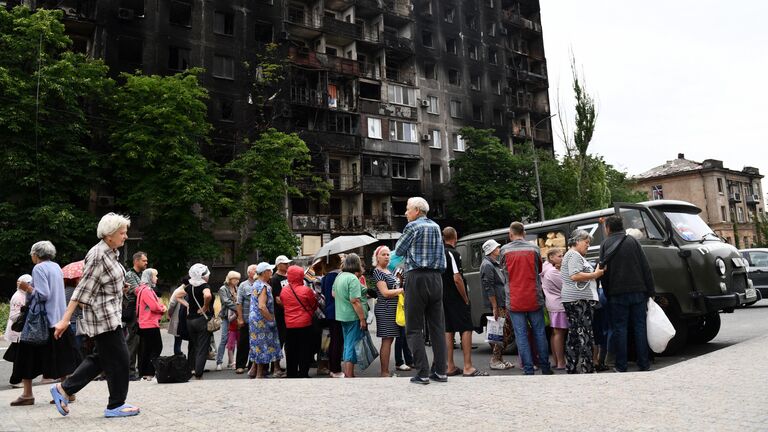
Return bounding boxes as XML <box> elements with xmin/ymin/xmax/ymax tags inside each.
<box><xmin>2</xmin><ymin>299</ymin><xmax>768</xmax><ymax>383</ymax></box>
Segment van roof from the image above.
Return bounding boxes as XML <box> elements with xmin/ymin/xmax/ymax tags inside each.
<box><xmin>458</xmin><ymin>199</ymin><xmax>700</xmax><ymax>242</ymax></box>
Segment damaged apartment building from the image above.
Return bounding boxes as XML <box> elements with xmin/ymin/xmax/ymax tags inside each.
<box><xmin>11</xmin><ymin>0</ymin><xmax>554</xmax><ymax>259</ymax></box>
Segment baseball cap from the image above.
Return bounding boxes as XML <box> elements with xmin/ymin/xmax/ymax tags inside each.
<box><xmin>482</xmin><ymin>239</ymin><xmax>501</xmax><ymax>256</ymax></box>
<box><xmin>17</xmin><ymin>274</ymin><xmax>32</xmax><ymax>284</ymax></box>
<box><xmin>274</xmin><ymin>255</ymin><xmax>292</xmax><ymax>265</ymax></box>
<box><xmin>256</xmin><ymin>262</ymin><xmax>275</xmax><ymax>275</ymax></box>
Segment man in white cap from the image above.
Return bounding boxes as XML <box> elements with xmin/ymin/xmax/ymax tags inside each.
<box><xmin>479</xmin><ymin>239</ymin><xmax>515</xmax><ymax>370</ymax></box>
<box><xmin>269</xmin><ymin>255</ymin><xmax>292</xmax><ymax>375</ymax></box>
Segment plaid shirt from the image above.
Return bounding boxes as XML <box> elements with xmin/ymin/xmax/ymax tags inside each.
<box><xmin>395</xmin><ymin>216</ymin><xmax>446</xmax><ymax>272</ymax></box>
<box><xmin>71</xmin><ymin>240</ymin><xmax>125</xmax><ymax>337</ymax></box>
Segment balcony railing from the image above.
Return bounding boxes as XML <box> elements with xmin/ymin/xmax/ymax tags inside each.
<box><xmin>383</xmin><ymin>0</ymin><xmax>411</xmax><ymax>18</ymax></box>
<box><xmin>533</xmin><ymin>128</ymin><xmax>551</xmax><ymax>142</ymax></box>
<box><xmin>385</xmin><ymin>67</ymin><xmax>415</xmax><ymax>84</ymax></box>
<box><xmin>286</xmin><ymin>8</ymin><xmax>321</xmax><ymax>28</ymax></box>
<box><xmin>382</xmin><ymin>31</ymin><xmax>414</xmax><ymax>53</ymax></box>
<box><xmin>290</xmin><ymin>86</ymin><xmax>325</xmax><ymax>107</ymax></box>
<box><xmin>392</xmin><ymin>178</ymin><xmax>422</xmax><ymax>196</ymax></box>
<box><xmin>327</xmin><ymin>173</ymin><xmax>361</xmax><ymax>192</ymax></box>
<box><xmin>502</xmin><ymin>10</ymin><xmax>542</xmax><ymax>32</ymax></box>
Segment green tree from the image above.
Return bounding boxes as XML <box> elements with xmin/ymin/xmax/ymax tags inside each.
<box><xmin>449</xmin><ymin>128</ymin><xmax>536</xmax><ymax>232</ymax></box>
<box><xmin>0</xmin><ymin>7</ymin><xmax>113</xmax><ymax>290</ymax></box>
<box><xmin>225</xmin><ymin>128</ymin><xmax>329</xmax><ymax>261</ymax></box>
<box><xmin>109</xmin><ymin>70</ymin><xmax>222</xmax><ymax>281</ymax></box>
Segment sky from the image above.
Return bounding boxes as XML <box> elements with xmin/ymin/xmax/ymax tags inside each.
<box><xmin>539</xmin><ymin>0</ymin><xmax>768</xmax><ymax>179</ymax></box>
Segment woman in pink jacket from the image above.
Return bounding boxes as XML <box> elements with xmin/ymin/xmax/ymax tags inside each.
<box><xmin>540</xmin><ymin>249</ymin><xmax>566</xmax><ymax>370</ymax></box>
<box><xmin>136</xmin><ymin>269</ymin><xmax>167</xmax><ymax>380</ymax></box>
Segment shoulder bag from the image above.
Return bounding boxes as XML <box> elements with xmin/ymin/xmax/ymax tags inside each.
<box><xmin>20</xmin><ymin>293</ymin><xmax>49</xmax><ymax>345</ymax></box>
<box><xmin>191</xmin><ymin>286</ymin><xmax>222</xmax><ymax>332</ymax></box>
<box><xmin>288</xmin><ymin>284</ymin><xmax>324</xmax><ymax>329</ymax></box>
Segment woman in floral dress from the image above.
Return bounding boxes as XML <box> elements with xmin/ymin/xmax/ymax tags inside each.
<box><xmin>248</xmin><ymin>262</ymin><xmax>282</xmax><ymax>378</ymax></box>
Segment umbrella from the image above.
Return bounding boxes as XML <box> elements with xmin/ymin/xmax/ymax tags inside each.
<box><xmin>313</xmin><ymin>235</ymin><xmax>378</xmax><ymax>260</ymax></box>
<box><xmin>61</xmin><ymin>260</ymin><xmax>84</xmax><ymax>280</ymax></box>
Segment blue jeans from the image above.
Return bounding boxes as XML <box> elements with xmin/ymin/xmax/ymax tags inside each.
<box><xmin>609</xmin><ymin>292</ymin><xmax>650</xmax><ymax>371</ymax></box>
<box><xmin>510</xmin><ymin>309</ymin><xmax>551</xmax><ymax>374</ymax></box>
<box><xmin>216</xmin><ymin>318</ymin><xmax>229</xmax><ymax>365</ymax></box>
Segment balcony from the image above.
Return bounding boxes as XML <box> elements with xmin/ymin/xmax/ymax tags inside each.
<box><xmin>533</xmin><ymin>127</ymin><xmax>551</xmax><ymax>142</ymax></box>
<box><xmin>363</xmin><ymin>175</ymin><xmax>393</xmax><ymax>194</ymax></box>
<box><xmin>286</xmin><ymin>7</ymin><xmax>322</xmax><ymax>29</ymax></box>
<box><xmin>363</xmin><ymin>215</ymin><xmax>391</xmax><ymax>231</ymax></box>
<box><xmin>392</xmin><ymin>178</ymin><xmax>422</xmax><ymax>196</ymax></box>
<box><xmin>323</xmin><ymin>16</ymin><xmax>362</xmax><ymax>40</ymax></box>
<box><xmin>327</xmin><ymin>173</ymin><xmax>362</xmax><ymax>193</ymax></box>
<box><xmin>385</xmin><ymin>67</ymin><xmax>416</xmax><ymax>85</ymax></box>
<box><xmin>729</xmin><ymin>192</ymin><xmax>742</xmax><ymax>203</ymax></box>
<box><xmin>746</xmin><ymin>194</ymin><xmax>760</xmax><ymax>205</ymax></box>
<box><xmin>502</xmin><ymin>10</ymin><xmax>542</xmax><ymax>32</ymax></box>
<box><xmin>382</xmin><ymin>31</ymin><xmax>414</xmax><ymax>54</ymax></box>
<box><xmin>383</xmin><ymin>0</ymin><xmax>411</xmax><ymax>18</ymax></box>
<box><xmin>363</xmin><ymin>138</ymin><xmax>420</xmax><ymax>156</ymax></box>
<box><xmin>290</xmin><ymin>86</ymin><xmax>325</xmax><ymax>108</ymax></box>
<box><xmin>292</xmin><ymin>214</ymin><xmax>331</xmax><ymax>231</ymax></box>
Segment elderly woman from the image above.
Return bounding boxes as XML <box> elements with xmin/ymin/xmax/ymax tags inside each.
<box><xmin>540</xmin><ymin>248</ymin><xmax>566</xmax><ymax>370</ymax></box>
<box><xmin>320</xmin><ymin>254</ymin><xmax>344</xmax><ymax>377</ymax></box>
<box><xmin>560</xmin><ymin>229</ymin><xmax>605</xmax><ymax>374</ymax></box>
<box><xmin>332</xmin><ymin>253</ymin><xmax>369</xmax><ymax>378</ymax></box>
<box><xmin>177</xmin><ymin>263</ymin><xmax>214</xmax><ymax>380</ymax></box>
<box><xmin>479</xmin><ymin>239</ymin><xmax>514</xmax><ymax>371</ymax></box>
<box><xmin>248</xmin><ymin>262</ymin><xmax>282</xmax><ymax>378</ymax></box>
<box><xmin>136</xmin><ymin>269</ymin><xmax>166</xmax><ymax>380</ymax></box>
<box><xmin>216</xmin><ymin>271</ymin><xmax>240</xmax><ymax>371</ymax></box>
<box><xmin>51</xmin><ymin>213</ymin><xmax>140</xmax><ymax>417</ymax></box>
<box><xmin>280</xmin><ymin>265</ymin><xmax>318</xmax><ymax>378</ymax></box>
<box><xmin>4</xmin><ymin>274</ymin><xmax>34</xmax><ymax>388</ymax></box>
<box><xmin>372</xmin><ymin>246</ymin><xmax>403</xmax><ymax>377</ymax></box>
<box><xmin>10</xmin><ymin>241</ymin><xmax>78</xmax><ymax>407</ymax></box>
<box><xmin>167</xmin><ymin>278</ymin><xmax>190</xmax><ymax>355</ymax></box>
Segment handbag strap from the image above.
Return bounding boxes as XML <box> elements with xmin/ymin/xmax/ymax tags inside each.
<box><xmin>287</xmin><ymin>283</ymin><xmax>312</xmax><ymax>317</ymax></box>
<box><xmin>191</xmin><ymin>285</ymin><xmax>209</xmax><ymax>320</ymax></box>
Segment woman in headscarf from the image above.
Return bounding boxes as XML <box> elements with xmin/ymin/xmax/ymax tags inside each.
<box><xmin>136</xmin><ymin>268</ymin><xmax>166</xmax><ymax>380</ymax></box>
<box><xmin>4</xmin><ymin>274</ymin><xmax>33</xmax><ymax>389</ymax></box>
<box><xmin>280</xmin><ymin>265</ymin><xmax>318</xmax><ymax>378</ymax></box>
<box><xmin>176</xmin><ymin>263</ymin><xmax>213</xmax><ymax>379</ymax></box>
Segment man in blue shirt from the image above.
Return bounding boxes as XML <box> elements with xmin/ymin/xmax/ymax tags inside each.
<box><xmin>394</xmin><ymin>197</ymin><xmax>447</xmax><ymax>384</ymax></box>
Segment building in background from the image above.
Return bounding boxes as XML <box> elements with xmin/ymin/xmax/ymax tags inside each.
<box><xmin>11</xmin><ymin>0</ymin><xmax>554</xmax><ymax>262</ymax></box>
<box><xmin>633</xmin><ymin>153</ymin><xmax>765</xmax><ymax>247</ymax></box>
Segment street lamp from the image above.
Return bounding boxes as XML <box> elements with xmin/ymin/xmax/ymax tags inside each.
<box><xmin>530</xmin><ymin>113</ymin><xmax>557</xmax><ymax>221</ymax></box>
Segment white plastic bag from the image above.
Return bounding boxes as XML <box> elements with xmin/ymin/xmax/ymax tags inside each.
<box><xmin>646</xmin><ymin>298</ymin><xmax>676</xmax><ymax>353</ymax></box>
<box><xmin>485</xmin><ymin>316</ymin><xmax>505</xmax><ymax>345</ymax></box>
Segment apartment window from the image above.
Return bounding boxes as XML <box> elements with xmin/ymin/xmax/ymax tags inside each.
<box><xmin>424</xmin><ymin>0</ymin><xmax>433</xmax><ymax>15</ymax></box>
<box><xmin>448</xmin><ymin>69</ymin><xmax>461</xmax><ymax>86</ymax></box>
<box><xmin>446</xmin><ymin>38</ymin><xmax>457</xmax><ymax>55</ymax></box>
<box><xmin>392</xmin><ymin>160</ymin><xmax>407</xmax><ymax>179</ymax></box>
<box><xmin>169</xmin><ymin>0</ymin><xmax>192</xmax><ymax>27</ymax></box>
<box><xmin>488</xmin><ymin>48</ymin><xmax>498</xmax><ymax>65</ymax></box>
<box><xmin>424</xmin><ymin>63</ymin><xmax>436</xmax><ymax>79</ymax></box>
<box><xmin>491</xmin><ymin>79</ymin><xmax>501</xmax><ymax>95</ymax></box>
<box><xmin>389</xmin><ymin>120</ymin><xmax>417</xmax><ymax>142</ymax></box>
<box><xmin>468</xmin><ymin>44</ymin><xmax>478</xmax><ymax>60</ymax></box>
<box><xmin>219</xmin><ymin>99</ymin><xmax>234</xmax><ymax>121</ymax></box>
<box><xmin>367</xmin><ymin>117</ymin><xmax>382</xmax><ymax>139</ymax></box>
<box><xmin>465</xmin><ymin>14</ymin><xmax>476</xmax><ymax>30</ymax></box>
<box><xmin>717</xmin><ymin>178</ymin><xmax>724</xmax><ymax>194</ymax></box>
<box><xmin>421</xmin><ymin>30</ymin><xmax>433</xmax><ymax>48</ymax></box>
<box><xmin>737</xmin><ymin>207</ymin><xmax>744</xmax><ymax>223</ymax></box>
<box><xmin>214</xmin><ymin>11</ymin><xmax>234</xmax><ymax>36</ymax></box>
<box><xmin>117</xmin><ymin>36</ymin><xmax>143</xmax><ymax>64</ymax></box>
<box><xmin>472</xmin><ymin>104</ymin><xmax>483</xmax><ymax>122</ymax></box>
<box><xmin>431</xmin><ymin>164</ymin><xmax>442</xmax><ymax>185</ymax></box>
<box><xmin>651</xmin><ymin>184</ymin><xmax>663</xmax><ymax>200</ymax></box>
<box><xmin>444</xmin><ymin>7</ymin><xmax>454</xmax><ymax>23</ymax></box>
<box><xmin>470</xmin><ymin>74</ymin><xmax>481</xmax><ymax>90</ymax></box>
<box><xmin>487</xmin><ymin>22</ymin><xmax>496</xmax><ymax>36</ymax></box>
<box><xmin>450</xmin><ymin>100</ymin><xmax>462</xmax><ymax>118</ymax></box>
<box><xmin>213</xmin><ymin>55</ymin><xmax>234</xmax><ymax>79</ymax></box>
<box><xmin>387</xmin><ymin>84</ymin><xmax>415</xmax><ymax>106</ymax></box>
<box><xmin>493</xmin><ymin>109</ymin><xmax>503</xmax><ymax>125</ymax></box>
<box><xmin>721</xmin><ymin>206</ymin><xmax>728</xmax><ymax>222</ymax></box>
<box><xmin>255</xmin><ymin>22</ymin><xmax>273</xmax><ymax>42</ymax></box>
<box><xmin>168</xmin><ymin>46</ymin><xmax>190</xmax><ymax>71</ymax></box>
<box><xmin>452</xmin><ymin>133</ymin><xmax>465</xmax><ymax>151</ymax></box>
<box><xmin>427</xmin><ymin>96</ymin><xmax>439</xmax><ymax>114</ymax></box>
<box><xmin>119</xmin><ymin>0</ymin><xmax>144</xmax><ymax>15</ymax></box>
<box><xmin>430</xmin><ymin>130</ymin><xmax>442</xmax><ymax>148</ymax></box>
<box><xmin>328</xmin><ymin>113</ymin><xmax>355</xmax><ymax>133</ymax></box>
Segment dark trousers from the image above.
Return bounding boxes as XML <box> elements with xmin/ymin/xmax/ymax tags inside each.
<box><xmin>610</xmin><ymin>292</ymin><xmax>650</xmax><ymax>371</ymax></box>
<box><xmin>394</xmin><ymin>326</ymin><xmax>413</xmax><ymax>367</ymax></box>
<box><xmin>173</xmin><ymin>336</ymin><xmax>183</xmax><ymax>355</ymax></box>
<box><xmin>236</xmin><ymin>322</ymin><xmax>250</xmax><ymax>369</ymax></box>
<box><xmin>328</xmin><ymin>320</ymin><xmax>344</xmax><ymax>373</ymax></box>
<box><xmin>404</xmin><ymin>269</ymin><xmax>447</xmax><ymax>378</ymax></box>
<box><xmin>124</xmin><ymin>319</ymin><xmax>140</xmax><ymax>377</ymax></box>
<box><xmin>137</xmin><ymin>327</ymin><xmax>163</xmax><ymax>377</ymax></box>
<box><xmin>62</xmin><ymin>327</ymin><xmax>129</xmax><ymax>410</ymax></box>
<box><xmin>285</xmin><ymin>326</ymin><xmax>314</xmax><ymax>378</ymax></box>
<box><xmin>563</xmin><ymin>300</ymin><xmax>596</xmax><ymax>374</ymax></box>
<box><xmin>187</xmin><ymin>317</ymin><xmax>212</xmax><ymax>377</ymax></box>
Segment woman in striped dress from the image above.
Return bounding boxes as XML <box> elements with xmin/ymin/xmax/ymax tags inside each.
<box><xmin>372</xmin><ymin>246</ymin><xmax>404</xmax><ymax>377</ymax></box>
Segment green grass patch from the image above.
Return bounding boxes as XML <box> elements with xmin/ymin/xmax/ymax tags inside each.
<box><xmin>0</xmin><ymin>302</ymin><xmax>9</xmax><ymax>338</ymax></box>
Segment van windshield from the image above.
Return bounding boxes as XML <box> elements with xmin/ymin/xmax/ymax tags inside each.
<box><xmin>664</xmin><ymin>211</ymin><xmax>718</xmax><ymax>242</ymax></box>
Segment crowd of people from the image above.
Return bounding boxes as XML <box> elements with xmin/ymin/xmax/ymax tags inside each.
<box><xmin>3</xmin><ymin>197</ymin><xmax>657</xmax><ymax>418</ymax></box>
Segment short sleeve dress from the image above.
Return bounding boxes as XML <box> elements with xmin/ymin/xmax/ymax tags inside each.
<box><xmin>373</xmin><ymin>268</ymin><xmax>399</xmax><ymax>338</ymax></box>
<box><xmin>248</xmin><ymin>281</ymin><xmax>283</xmax><ymax>364</ymax></box>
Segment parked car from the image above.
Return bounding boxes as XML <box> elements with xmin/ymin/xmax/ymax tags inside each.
<box><xmin>739</xmin><ymin>248</ymin><xmax>768</xmax><ymax>305</ymax></box>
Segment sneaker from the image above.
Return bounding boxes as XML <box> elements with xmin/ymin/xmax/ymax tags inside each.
<box><xmin>489</xmin><ymin>361</ymin><xmax>508</xmax><ymax>370</ymax></box>
<box><xmin>216</xmin><ymin>364</ymin><xmax>223</xmax><ymax>371</ymax></box>
<box><xmin>330</xmin><ymin>372</ymin><xmax>345</xmax><ymax>378</ymax></box>
<box><xmin>410</xmin><ymin>376</ymin><xmax>430</xmax><ymax>385</ymax></box>
<box><xmin>397</xmin><ymin>364</ymin><xmax>412</xmax><ymax>371</ymax></box>
<box><xmin>540</xmin><ymin>368</ymin><xmax>554</xmax><ymax>375</ymax></box>
<box><xmin>429</xmin><ymin>372</ymin><xmax>448</xmax><ymax>383</ymax></box>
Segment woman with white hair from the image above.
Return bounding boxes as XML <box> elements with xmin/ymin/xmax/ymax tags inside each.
<box><xmin>51</xmin><ymin>212</ymin><xmax>141</xmax><ymax>418</ymax></box>
<box><xmin>136</xmin><ymin>268</ymin><xmax>166</xmax><ymax>380</ymax></box>
<box><xmin>216</xmin><ymin>270</ymin><xmax>240</xmax><ymax>370</ymax></box>
<box><xmin>10</xmin><ymin>241</ymin><xmax>78</xmax><ymax>407</ymax></box>
<box><xmin>4</xmin><ymin>274</ymin><xmax>34</xmax><ymax>389</ymax></box>
<box><xmin>177</xmin><ymin>263</ymin><xmax>213</xmax><ymax>379</ymax></box>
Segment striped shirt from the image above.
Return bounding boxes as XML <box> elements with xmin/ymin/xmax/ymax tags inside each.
<box><xmin>394</xmin><ymin>216</ymin><xmax>446</xmax><ymax>272</ymax></box>
<box><xmin>560</xmin><ymin>249</ymin><xmax>598</xmax><ymax>303</ymax></box>
<box><xmin>70</xmin><ymin>240</ymin><xmax>126</xmax><ymax>337</ymax></box>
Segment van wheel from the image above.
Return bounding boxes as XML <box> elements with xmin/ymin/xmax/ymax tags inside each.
<box><xmin>688</xmin><ymin>313</ymin><xmax>721</xmax><ymax>344</ymax></box>
<box><xmin>660</xmin><ymin>314</ymin><xmax>688</xmax><ymax>356</ymax></box>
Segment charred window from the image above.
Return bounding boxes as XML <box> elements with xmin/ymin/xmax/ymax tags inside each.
<box><xmin>255</xmin><ymin>22</ymin><xmax>273</xmax><ymax>42</ymax></box>
<box><xmin>220</xmin><ymin>99</ymin><xmax>234</xmax><ymax>121</ymax></box>
<box><xmin>119</xmin><ymin>0</ymin><xmax>144</xmax><ymax>16</ymax></box>
<box><xmin>168</xmin><ymin>46</ymin><xmax>190</xmax><ymax>71</ymax></box>
<box><xmin>169</xmin><ymin>0</ymin><xmax>192</xmax><ymax>27</ymax></box>
<box><xmin>359</xmin><ymin>81</ymin><xmax>381</xmax><ymax>100</ymax></box>
<box><xmin>213</xmin><ymin>55</ymin><xmax>234</xmax><ymax>79</ymax></box>
<box><xmin>117</xmin><ymin>36</ymin><xmax>143</xmax><ymax>65</ymax></box>
<box><xmin>214</xmin><ymin>11</ymin><xmax>234</xmax><ymax>36</ymax></box>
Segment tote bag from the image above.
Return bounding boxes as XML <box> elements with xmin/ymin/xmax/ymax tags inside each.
<box><xmin>20</xmin><ymin>293</ymin><xmax>49</xmax><ymax>345</ymax></box>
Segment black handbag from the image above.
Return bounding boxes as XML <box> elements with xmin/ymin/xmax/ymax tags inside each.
<box><xmin>10</xmin><ymin>305</ymin><xmax>28</xmax><ymax>333</ymax></box>
<box><xmin>152</xmin><ymin>354</ymin><xmax>192</xmax><ymax>383</ymax></box>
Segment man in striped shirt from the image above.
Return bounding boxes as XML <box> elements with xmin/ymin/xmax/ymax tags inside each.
<box><xmin>394</xmin><ymin>197</ymin><xmax>447</xmax><ymax>384</ymax></box>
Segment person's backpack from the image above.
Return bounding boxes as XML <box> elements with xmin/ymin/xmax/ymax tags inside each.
<box><xmin>121</xmin><ymin>292</ymin><xmax>136</xmax><ymax>322</ymax></box>
<box><xmin>152</xmin><ymin>354</ymin><xmax>192</xmax><ymax>383</ymax></box>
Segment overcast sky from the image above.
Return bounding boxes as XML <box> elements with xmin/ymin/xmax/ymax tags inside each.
<box><xmin>539</xmin><ymin>0</ymin><xmax>768</xmax><ymax>178</ymax></box>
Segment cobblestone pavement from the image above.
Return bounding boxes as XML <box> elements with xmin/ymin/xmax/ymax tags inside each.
<box><xmin>1</xmin><ymin>327</ymin><xmax>767</xmax><ymax>431</ymax></box>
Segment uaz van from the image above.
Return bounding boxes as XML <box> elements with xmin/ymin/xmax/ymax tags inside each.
<box><xmin>456</xmin><ymin>200</ymin><xmax>756</xmax><ymax>354</ymax></box>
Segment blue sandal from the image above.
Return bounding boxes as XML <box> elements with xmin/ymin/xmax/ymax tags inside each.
<box><xmin>50</xmin><ymin>385</ymin><xmax>69</xmax><ymax>416</ymax></box>
<box><xmin>104</xmin><ymin>403</ymin><xmax>140</xmax><ymax>418</ymax></box>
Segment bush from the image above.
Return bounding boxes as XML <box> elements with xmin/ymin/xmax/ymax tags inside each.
<box><xmin>0</xmin><ymin>302</ymin><xmax>9</xmax><ymax>337</ymax></box>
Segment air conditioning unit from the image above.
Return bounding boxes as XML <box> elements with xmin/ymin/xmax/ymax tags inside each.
<box><xmin>421</xmin><ymin>133</ymin><xmax>431</xmax><ymax>141</ymax></box>
<box><xmin>730</xmin><ymin>192</ymin><xmax>742</xmax><ymax>202</ymax></box>
<box><xmin>420</xmin><ymin>99</ymin><xmax>430</xmax><ymax>107</ymax></box>
<box><xmin>117</xmin><ymin>8</ymin><xmax>134</xmax><ymax>20</ymax></box>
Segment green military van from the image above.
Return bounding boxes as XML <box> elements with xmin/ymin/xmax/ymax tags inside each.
<box><xmin>456</xmin><ymin>200</ymin><xmax>756</xmax><ymax>354</ymax></box>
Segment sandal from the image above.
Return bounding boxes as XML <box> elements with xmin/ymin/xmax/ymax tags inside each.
<box><xmin>104</xmin><ymin>403</ymin><xmax>140</xmax><ymax>418</ymax></box>
<box><xmin>446</xmin><ymin>367</ymin><xmax>462</xmax><ymax>376</ymax></box>
<box><xmin>463</xmin><ymin>369</ymin><xmax>490</xmax><ymax>377</ymax></box>
<box><xmin>50</xmin><ymin>394</ymin><xmax>76</xmax><ymax>404</ymax></box>
<box><xmin>10</xmin><ymin>396</ymin><xmax>35</xmax><ymax>406</ymax></box>
<box><xmin>50</xmin><ymin>385</ymin><xmax>69</xmax><ymax>416</ymax></box>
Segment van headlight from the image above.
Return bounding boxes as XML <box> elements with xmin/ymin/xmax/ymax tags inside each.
<box><xmin>715</xmin><ymin>258</ymin><xmax>726</xmax><ymax>276</ymax></box>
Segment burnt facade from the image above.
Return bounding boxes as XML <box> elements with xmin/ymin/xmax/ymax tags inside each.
<box><xmin>20</xmin><ymin>0</ymin><xmax>553</xmax><ymax>258</ymax></box>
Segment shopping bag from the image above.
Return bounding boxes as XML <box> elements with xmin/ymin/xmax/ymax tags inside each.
<box><xmin>646</xmin><ymin>298</ymin><xmax>676</xmax><ymax>353</ymax></box>
<box><xmin>20</xmin><ymin>294</ymin><xmax>49</xmax><ymax>345</ymax></box>
<box><xmin>485</xmin><ymin>316</ymin><xmax>505</xmax><ymax>345</ymax></box>
<box><xmin>395</xmin><ymin>293</ymin><xmax>406</xmax><ymax>327</ymax></box>
<box><xmin>354</xmin><ymin>330</ymin><xmax>379</xmax><ymax>370</ymax></box>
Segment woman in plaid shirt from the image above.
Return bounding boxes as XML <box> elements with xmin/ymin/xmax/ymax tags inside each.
<box><xmin>50</xmin><ymin>213</ymin><xmax>141</xmax><ymax>418</ymax></box>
